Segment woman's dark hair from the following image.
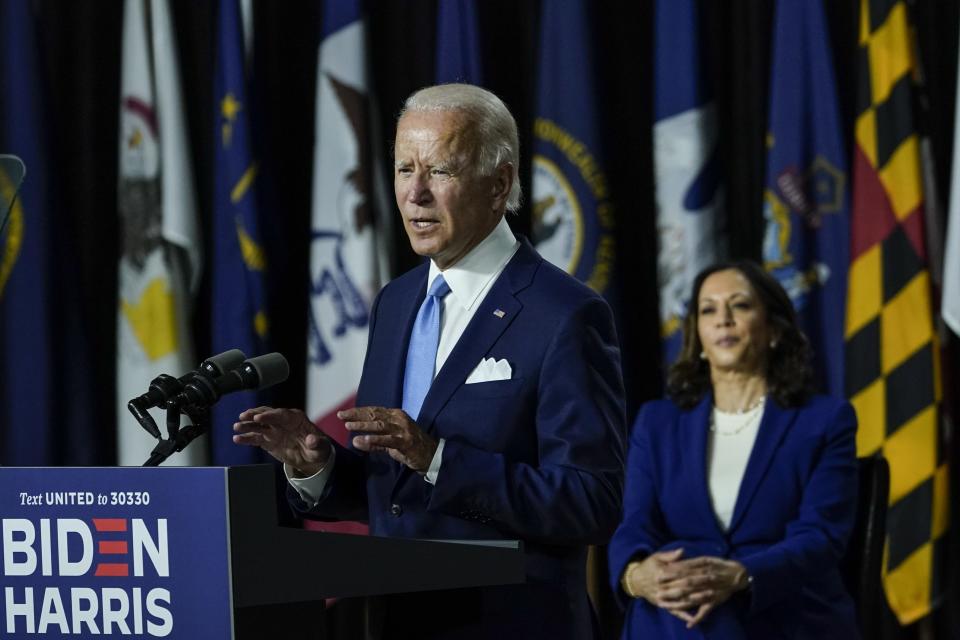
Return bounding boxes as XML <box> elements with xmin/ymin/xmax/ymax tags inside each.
<box><xmin>666</xmin><ymin>260</ymin><xmax>815</xmax><ymax>409</ymax></box>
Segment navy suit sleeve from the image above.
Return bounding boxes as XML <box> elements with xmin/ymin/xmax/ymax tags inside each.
<box><xmin>739</xmin><ymin>401</ymin><xmax>859</xmax><ymax>614</ymax></box>
<box><xmin>426</xmin><ymin>296</ymin><xmax>626</xmax><ymax>545</ymax></box>
<box><xmin>606</xmin><ymin>403</ymin><xmax>671</xmax><ymax>604</ymax></box>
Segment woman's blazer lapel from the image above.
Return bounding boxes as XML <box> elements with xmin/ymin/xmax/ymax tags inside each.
<box><xmin>678</xmin><ymin>395</ymin><xmax>727</xmax><ymax>540</ymax></box>
<box><xmin>726</xmin><ymin>399</ymin><xmax>797</xmax><ymax>534</ymax></box>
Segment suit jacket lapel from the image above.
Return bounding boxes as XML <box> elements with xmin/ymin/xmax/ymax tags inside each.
<box><xmin>727</xmin><ymin>399</ymin><xmax>797</xmax><ymax>533</ymax></box>
<box><xmin>683</xmin><ymin>395</ymin><xmax>727</xmax><ymax>539</ymax></box>
<box><xmin>390</xmin><ymin>239</ymin><xmax>539</xmax><ymax>496</ymax></box>
<box><xmin>415</xmin><ymin>238</ymin><xmax>538</xmax><ymax>433</ymax></box>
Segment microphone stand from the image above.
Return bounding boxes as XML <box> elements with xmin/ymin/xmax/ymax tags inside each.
<box><xmin>142</xmin><ymin>404</ymin><xmax>210</xmax><ymax>467</ymax></box>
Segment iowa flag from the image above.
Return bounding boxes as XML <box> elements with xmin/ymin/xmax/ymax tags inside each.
<box><xmin>307</xmin><ymin>0</ymin><xmax>384</xmax><ymax>452</ymax></box>
<box><xmin>845</xmin><ymin>0</ymin><xmax>946</xmax><ymax>623</ymax></box>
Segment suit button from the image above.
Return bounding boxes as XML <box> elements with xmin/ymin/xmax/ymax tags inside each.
<box><xmin>390</xmin><ymin>503</ymin><xmax>402</xmax><ymax>517</ymax></box>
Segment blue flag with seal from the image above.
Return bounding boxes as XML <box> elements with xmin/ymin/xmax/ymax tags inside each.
<box><xmin>212</xmin><ymin>0</ymin><xmax>270</xmax><ymax>465</ymax></box>
<box><xmin>532</xmin><ymin>0</ymin><xmax>615</xmax><ymax>301</ymax></box>
<box><xmin>762</xmin><ymin>0</ymin><xmax>849</xmax><ymax>397</ymax></box>
<box><xmin>0</xmin><ymin>0</ymin><xmax>96</xmax><ymax>465</ymax></box>
<box><xmin>435</xmin><ymin>0</ymin><xmax>483</xmax><ymax>84</ymax></box>
<box><xmin>654</xmin><ymin>0</ymin><xmax>725</xmax><ymax>367</ymax></box>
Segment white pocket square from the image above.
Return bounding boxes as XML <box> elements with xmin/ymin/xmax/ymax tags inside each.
<box><xmin>465</xmin><ymin>357</ymin><xmax>512</xmax><ymax>384</ymax></box>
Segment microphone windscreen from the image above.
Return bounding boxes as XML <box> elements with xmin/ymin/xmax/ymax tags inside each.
<box><xmin>245</xmin><ymin>353</ymin><xmax>290</xmax><ymax>390</ymax></box>
<box><xmin>200</xmin><ymin>349</ymin><xmax>246</xmax><ymax>377</ymax></box>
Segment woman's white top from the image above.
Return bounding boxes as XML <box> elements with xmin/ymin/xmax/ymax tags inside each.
<box><xmin>706</xmin><ymin>399</ymin><xmax>766</xmax><ymax>531</ymax></box>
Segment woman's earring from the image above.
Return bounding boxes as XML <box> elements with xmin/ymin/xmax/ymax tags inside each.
<box><xmin>769</xmin><ymin>340</ymin><xmax>778</xmax><ymax>349</ymax></box>
<box><xmin>699</xmin><ymin>351</ymin><xmax>707</xmax><ymax>360</ymax></box>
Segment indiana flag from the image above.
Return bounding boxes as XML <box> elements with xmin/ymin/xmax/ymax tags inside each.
<box><xmin>762</xmin><ymin>0</ymin><xmax>849</xmax><ymax>397</ymax></box>
<box><xmin>654</xmin><ymin>0</ymin><xmax>724</xmax><ymax>366</ymax></box>
<box><xmin>532</xmin><ymin>0</ymin><xmax>615</xmax><ymax>301</ymax></box>
<box><xmin>845</xmin><ymin>0</ymin><xmax>947</xmax><ymax>623</ymax></box>
<box><xmin>116</xmin><ymin>0</ymin><xmax>204</xmax><ymax>466</ymax></box>
<box><xmin>435</xmin><ymin>0</ymin><xmax>483</xmax><ymax>84</ymax></box>
<box><xmin>211</xmin><ymin>0</ymin><xmax>271</xmax><ymax>465</ymax></box>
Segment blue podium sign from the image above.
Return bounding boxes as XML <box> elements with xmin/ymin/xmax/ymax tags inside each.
<box><xmin>0</xmin><ymin>467</ymin><xmax>233</xmax><ymax>639</ymax></box>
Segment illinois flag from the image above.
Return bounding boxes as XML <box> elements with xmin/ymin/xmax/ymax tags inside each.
<box><xmin>532</xmin><ymin>0</ymin><xmax>615</xmax><ymax>300</ymax></box>
<box><xmin>654</xmin><ymin>0</ymin><xmax>724</xmax><ymax>366</ymax></box>
<box><xmin>116</xmin><ymin>0</ymin><xmax>204</xmax><ymax>466</ymax></box>
<box><xmin>211</xmin><ymin>0</ymin><xmax>271</xmax><ymax>465</ymax></box>
<box><xmin>845</xmin><ymin>0</ymin><xmax>946</xmax><ymax>623</ymax></box>
<box><xmin>762</xmin><ymin>0</ymin><xmax>849</xmax><ymax>398</ymax></box>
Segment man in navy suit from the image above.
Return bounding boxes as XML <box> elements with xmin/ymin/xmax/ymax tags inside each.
<box><xmin>234</xmin><ymin>83</ymin><xmax>626</xmax><ymax>639</ymax></box>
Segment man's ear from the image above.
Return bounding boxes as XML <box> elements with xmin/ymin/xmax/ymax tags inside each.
<box><xmin>491</xmin><ymin>163</ymin><xmax>513</xmax><ymax>208</ymax></box>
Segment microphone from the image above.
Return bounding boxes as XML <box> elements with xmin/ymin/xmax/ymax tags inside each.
<box><xmin>131</xmin><ymin>349</ymin><xmax>247</xmax><ymax>410</ymax></box>
<box><xmin>0</xmin><ymin>154</ymin><xmax>26</xmax><ymax>238</ymax></box>
<box><xmin>167</xmin><ymin>352</ymin><xmax>290</xmax><ymax>410</ymax></box>
<box><xmin>127</xmin><ymin>349</ymin><xmax>247</xmax><ymax>438</ymax></box>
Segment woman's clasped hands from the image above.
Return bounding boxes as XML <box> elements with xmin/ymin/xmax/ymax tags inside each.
<box><xmin>622</xmin><ymin>549</ymin><xmax>751</xmax><ymax>629</ymax></box>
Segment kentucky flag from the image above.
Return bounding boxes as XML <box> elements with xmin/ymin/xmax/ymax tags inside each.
<box><xmin>654</xmin><ymin>0</ymin><xmax>724</xmax><ymax>366</ymax></box>
<box><xmin>0</xmin><ymin>0</ymin><xmax>78</xmax><ymax>465</ymax></box>
<box><xmin>532</xmin><ymin>0</ymin><xmax>615</xmax><ymax>300</ymax></box>
<box><xmin>212</xmin><ymin>0</ymin><xmax>270</xmax><ymax>465</ymax></box>
<box><xmin>435</xmin><ymin>0</ymin><xmax>483</xmax><ymax>84</ymax></box>
<box><xmin>762</xmin><ymin>0</ymin><xmax>850</xmax><ymax>397</ymax></box>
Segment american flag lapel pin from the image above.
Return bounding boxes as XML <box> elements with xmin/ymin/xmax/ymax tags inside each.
<box><xmin>493</xmin><ymin>309</ymin><xmax>506</xmax><ymax>318</ymax></box>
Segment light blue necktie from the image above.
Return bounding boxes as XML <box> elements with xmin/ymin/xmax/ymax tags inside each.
<box><xmin>402</xmin><ymin>275</ymin><xmax>451</xmax><ymax>420</ymax></box>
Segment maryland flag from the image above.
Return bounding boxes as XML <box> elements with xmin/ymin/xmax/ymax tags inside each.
<box><xmin>845</xmin><ymin>0</ymin><xmax>946</xmax><ymax>623</ymax></box>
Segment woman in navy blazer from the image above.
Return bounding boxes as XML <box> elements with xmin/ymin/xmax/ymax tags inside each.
<box><xmin>609</xmin><ymin>261</ymin><xmax>859</xmax><ymax>639</ymax></box>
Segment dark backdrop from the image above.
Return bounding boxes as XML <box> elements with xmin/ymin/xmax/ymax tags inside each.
<box><xmin>20</xmin><ymin>0</ymin><xmax>960</xmax><ymax>637</ymax></box>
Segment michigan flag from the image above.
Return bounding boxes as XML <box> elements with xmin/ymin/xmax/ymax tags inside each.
<box><xmin>212</xmin><ymin>0</ymin><xmax>270</xmax><ymax>465</ymax></box>
<box><xmin>845</xmin><ymin>0</ymin><xmax>946</xmax><ymax>623</ymax></box>
<box><xmin>654</xmin><ymin>0</ymin><xmax>724</xmax><ymax>365</ymax></box>
<box><xmin>762</xmin><ymin>0</ymin><xmax>849</xmax><ymax>398</ymax></box>
<box><xmin>117</xmin><ymin>0</ymin><xmax>204</xmax><ymax>466</ymax></box>
<box><xmin>532</xmin><ymin>0</ymin><xmax>615</xmax><ymax>300</ymax></box>
<box><xmin>435</xmin><ymin>0</ymin><xmax>482</xmax><ymax>84</ymax></box>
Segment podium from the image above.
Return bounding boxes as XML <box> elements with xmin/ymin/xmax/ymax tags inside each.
<box><xmin>0</xmin><ymin>465</ymin><xmax>524</xmax><ymax>639</ymax></box>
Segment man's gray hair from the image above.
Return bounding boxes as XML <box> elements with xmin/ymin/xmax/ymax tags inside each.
<box><xmin>400</xmin><ymin>83</ymin><xmax>522</xmax><ymax>212</ymax></box>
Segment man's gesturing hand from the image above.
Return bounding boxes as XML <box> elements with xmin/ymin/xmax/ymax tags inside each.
<box><xmin>338</xmin><ymin>406</ymin><xmax>438</xmax><ymax>473</ymax></box>
<box><xmin>233</xmin><ymin>407</ymin><xmax>331</xmax><ymax>477</ymax></box>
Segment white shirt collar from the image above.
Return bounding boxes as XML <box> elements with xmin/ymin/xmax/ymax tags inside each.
<box><xmin>427</xmin><ymin>216</ymin><xmax>519</xmax><ymax>311</ymax></box>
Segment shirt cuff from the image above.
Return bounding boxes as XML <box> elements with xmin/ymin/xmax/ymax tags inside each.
<box><xmin>284</xmin><ymin>447</ymin><xmax>336</xmax><ymax>506</ymax></box>
<box><xmin>424</xmin><ymin>438</ymin><xmax>445</xmax><ymax>485</ymax></box>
